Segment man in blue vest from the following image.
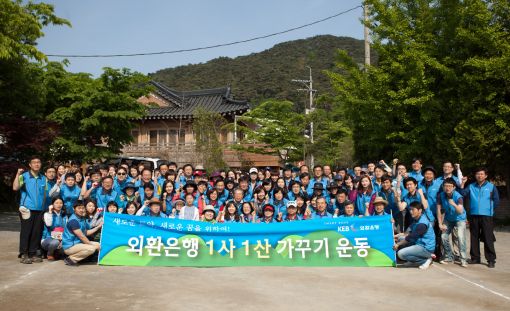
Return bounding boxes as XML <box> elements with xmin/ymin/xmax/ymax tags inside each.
<box><xmin>12</xmin><ymin>156</ymin><xmax>48</xmax><ymax>264</ymax></box>
<box><xmin>62</xmin><ymin>201</ymin><xmax>102</xmax><ymax>266</ymax></box>
<box><xmin>394</xmin><ymin>201</ymin><xmax>435</xmax><ymax>270</ymax></box>
<box><xmin>460</xmin><ymin>167</ymin><xmax>500</xmax><ymax>268</ymax></box>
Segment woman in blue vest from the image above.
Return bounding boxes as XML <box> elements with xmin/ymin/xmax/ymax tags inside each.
<box><xmin>62</xmin><ymin>201</ymin><xmax>102</xmax><ymax>266</ymax></box>
<box><xmin>394</xmin><ymin>201</ymin><xmax>435</xmax><ymax>270</ymax></box>
<box><xmin>41</xmin><ymin>197</ymin><xmax>67</xmax><ymax>260</ymax></box>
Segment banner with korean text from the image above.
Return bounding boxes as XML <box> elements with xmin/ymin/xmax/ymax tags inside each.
<box><xmin>98</xmin><ymin>213</ymin><xmax>396</xmax><ymax>267</ymax></box>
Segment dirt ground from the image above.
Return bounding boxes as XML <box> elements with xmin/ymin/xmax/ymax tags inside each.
<box><xmin>0</xmin><ymin>213</ymin><xmax>509</xmax><ymax>311</ymax></box>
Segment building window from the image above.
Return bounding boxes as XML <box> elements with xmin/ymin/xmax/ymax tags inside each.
<box><xmin>131</xmin><ymin>130</ymin><xmax>139</xmax><ymax>145</ymax></box>
<box><xmin>168</xmin><ymin>130</ymin><xmax>177</xmax><ymax>144</ymax></box>
<box><xmin>179</xmin><ymin>129</ymin><xmax>186</xmax><ymax>144</ymax></box>
<box><xmin>149</xmin><ymin>130</ymin><xmax>157</xmax><ymax>146</ymax></box>
<box><xmin>158</xmin><ymin>130</ymin><xmax>167</xmax><ymax>146</ymax></box>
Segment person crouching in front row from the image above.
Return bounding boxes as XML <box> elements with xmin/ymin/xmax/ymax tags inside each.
<box><xmin>393</xmin><ymin>201</ymin><xmax>435</xmax><ymax>270</ymax></box>
<box><xmin>62</xmin><ymin>201</ymin><xmax>102</xmax><ymax>266</ymax></box>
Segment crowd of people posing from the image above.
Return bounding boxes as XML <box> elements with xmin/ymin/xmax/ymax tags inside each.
<box><xmin>13</xmin><ymin>157</ymin><xmax>500</xmax><ymax>269</ymax></box>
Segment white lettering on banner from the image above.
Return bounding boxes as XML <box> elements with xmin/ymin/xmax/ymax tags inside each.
<box><xmin>124</xmin><ymin>236</ymin><xmax>371</xmax><ymax>259</ymax></box>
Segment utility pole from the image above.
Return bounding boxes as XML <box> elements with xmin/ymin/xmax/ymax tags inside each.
<box><xmin>364</xmin><ymin>2</ymin><xmax>370</xmax><ymax>68</ymax></box>
<box><xmin>292</xmin><ymin>66</ymin><xmax>316</xmax><ymax>168</ymax></box>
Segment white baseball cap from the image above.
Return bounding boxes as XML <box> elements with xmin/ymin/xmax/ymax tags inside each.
<box><xmin>249</xmin><ymin>167</ymin><xmax>258</xmax><ymax>174</ymax></box>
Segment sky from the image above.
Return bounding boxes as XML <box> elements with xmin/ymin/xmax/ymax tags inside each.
<box><xmin>37</xmin><ymin>0</ymin><xmax>365</xmax><ymax>76</ymax></box>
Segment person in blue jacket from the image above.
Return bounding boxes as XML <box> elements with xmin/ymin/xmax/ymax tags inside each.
<box><xmin>310</xmin><ymin>197</ymin><xmax>333</xmax><ymax>219</ymax></box>
<box><xmin>50</xmin><ymin>173</ymin><xmax>81</xmax><ymax>216</ymax></box>
<box><xmin>460</xmin><ymin>167</ymin><xmax>500</xmax><ymax>268</ymax></box>
<box><xmin>394</xmin><ymin>201</ymin><xmax>435</xmax><ymax>270</ymax></box>
<box><xmin>437</xmin><ymin>178</ymin><xmax>467</xmax><ymax>267</ymax></box>
<box><xmin>371</xmin><ymin>197</ymin><xmax>389</xmax><ymax>216</ymax></box>
<box><xmin>41</xmin><ymin>197</ymin><xmax>67</xmax><ymax>260</ymax></box>
<box><xmin>12</xmin><ymin>156</ymin><xmax>48</xmax><ymax>264</ymax></box>
<box><xmin>63</xmin><ymin>201</ymin><xmax>102</xmax><ymax>266</ymax></box>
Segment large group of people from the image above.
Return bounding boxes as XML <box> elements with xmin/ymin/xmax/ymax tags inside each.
<box><xmin>13</xmin><ymin>156</ymin><xmax>500</xmax><ymax>269</ymax></box>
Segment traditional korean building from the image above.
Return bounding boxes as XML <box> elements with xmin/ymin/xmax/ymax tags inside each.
<box><xmin>122</xmin><ymin>81</ymin><xmax>280</xmax><ymax>168</ymax></box>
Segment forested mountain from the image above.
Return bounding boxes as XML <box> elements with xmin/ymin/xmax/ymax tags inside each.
<box><xmin>150</xmin><ymin>35</ymin><xmax>372</xmax><ymax>109</ymax></box>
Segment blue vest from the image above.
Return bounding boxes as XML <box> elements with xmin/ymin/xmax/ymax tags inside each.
<box><xmin>467</xmin><ymin>181</ymin><xmax>496</xmax><ymax>216</ymax></box>
<box><xmin>42</xmin><ymin>211</ymin><xmax>67</xmax><ymax>240</ymax></box>
<box><xmin>19</xmin><ymin>172</ymin><xmax>47</xmax><ymax>211</ymax></box>
<box><xmin>61</xmin><ymin>184</ymin><xmax>81</xmax><ymax>215</ymax></box>
<box><xmin>355</xmin><ymin>191</ymin><xmax>374</xmax><ymax>215</ymax></box>
<box><xmin>439</xmin><ymin>191</ymin><xmax>466</xmax><ymax>222</ymax></box>
<box><xmin>403</xmin><ymin>191</ymin><xmax>435</xmax><ymax>222</ymax></box>
<box><xmin>419</xmin><ymin>180</ymin><xmax>441</xmax><ymax>217</ymax></box>
<box><xmin>95</xmin><ymin>188</ymin><xmax>119</xmax><ymax>209</ymax></box>
<box><xmin>412</xmin><ymin>214</ymin><xmax>435</xmax><ymax>252</ymax></box>
<box><xmin>62</xmin><ymin>214</ymin><xmax>90</xmax><ymax>250</ymax></box>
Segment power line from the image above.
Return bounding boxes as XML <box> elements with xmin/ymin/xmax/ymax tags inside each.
<box><xmin>46</xmin><ymin>5</ymin><xmax>362</xmax><ymax>58</ymax></box>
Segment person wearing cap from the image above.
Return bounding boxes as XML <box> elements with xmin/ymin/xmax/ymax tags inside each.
<box><xmin>201</xmin><ymin>205</ymin><xmax>217</xmax><ymax>223</ymax></box>
<box><xmin>307</xmin><ymin>165</ymin><xmax>328</xmax><ymax>197</ymax></box>
<box><xmin>310</xmin><ymin>183</ymin><xmax>329</xmax><ymax>202</ymax></box>
<box><xmin>371</xmin><ymin>197</ymin><xmax>389</xmax><ymax>216</ymax></box>
<box><xmin>399</xmin><ymin>177</ymin><xmax>433</xmax><ymax>231</ymax></box>
<box><xmin>394</xmin><ymin>201</ymin><xmax>436</xmax><ymax>270</ymax></box>
<box><xmin>168</xmin><ymin>199</ymin><xmax>185</xmax><ymax>218</ymax></box>
<box><xmin>62</xmin><ymin>202</ymin><xmax>102</xmax><ymax>266</ymax></box>
<box><xmin>326</xmin><ymin>181</ymin><xmax>340</xmax><ymax>214</ymax></box>
<box><xmin>179</xmin><ymin>193</ymin><xmax>199</xmax><ymax>221</ymax></box>
<box><xmin>279</xmin><ymin>201</ymin><xmax>301</xmax><ymax>222</ymax></box>
<box><xmin>259</xmin><ymin>204</ymin><xmax>276</xmax><ymax>223</ymax></box>
<box><xmin>42</xmin><ymin>197</ymin><xmax>67</xmax><ymax>261</ymax></box>
<box><xmin>136</xmin><ymin>198</ymin><xmax>167</xmax><ymax>217</ymax></box>
<box><xmin>119</xmin><ymin>182</ymin><xmax>140</xmax><ymax>212</ymax></box>
<box><xmin>338</xmin><ymin>200</ymin><xmax>356</xmax><ymax>218</ymax></box>
<box><xmin>377</xmin><ymin>176</ymin><xmax>399</xmax><ymax>220</ymax></box>
<box><xmin>248</xmin><ymin>167</ymin><xmax>261</xmax><ymax>192</ymax></box>
<box><xmin>409</xmin><ymin>158</ymin><xmax>424</xmax><ymax>183</ymax></box>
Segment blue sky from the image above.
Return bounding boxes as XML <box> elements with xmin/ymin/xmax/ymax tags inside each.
<box><xmin>37</xmin><ymin>0</ymin><xmax>365</xmax><ymax>76</ymax></box>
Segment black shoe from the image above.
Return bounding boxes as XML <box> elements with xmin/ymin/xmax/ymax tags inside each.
<box><xmin>467</xmin><ymin>259</ymin><xmax>481</xmax><ymax>264</ymax></box>
<box><xmin>31</xmin><ymin>256</ymin><xmax>43</xmax><ymax>263</ymax></box>
<box><xmin>20</xmin><ymin>254</ymin><xmax>32</xmax><ymax>264</ymax></box>
<box><xmin>488</xmin><ymin>262</ymin><xmax>495</xmax><ymax>268</ymax></box>
<box><xmin>64</xmin><ymin>257</ymin><xmax>78</xmax><ymax>267</ymax></box>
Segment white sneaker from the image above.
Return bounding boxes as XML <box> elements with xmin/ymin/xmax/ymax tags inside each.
<box><xmin>419</xmin><ymin>258</ymin><xmax>433</xmax><ymax>270</ymax></box>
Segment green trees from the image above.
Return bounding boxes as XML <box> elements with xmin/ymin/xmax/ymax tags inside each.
<box><xmin>48</xmin><ymin>68</ymin><xmax>150</xmax><ymax>161</ymax></box>
<box><xmin>192</xmin><ymin>107</ymin><xmax>227</xmax><ymax>171</ymax></box>
<box><xmin>0</xmin><ymin>0</ymin><xmax>150</xmax><ymax>163</ymax></box>
<box><xmin>328</xmin><ymin>0</ymin><xmax>510</xmax><ymax>185</ymax></box>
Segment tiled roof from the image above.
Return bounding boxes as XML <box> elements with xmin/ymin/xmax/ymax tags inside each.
<box><xmin>143</xmin><ymin>81</ymin><xmax>250</xmax><ymax>119</ymax></box>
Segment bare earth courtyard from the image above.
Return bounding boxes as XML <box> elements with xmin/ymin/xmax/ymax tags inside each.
<box><xmin>0</xmin><ymin>214</ymin><xmax>509</xmax><ymax>311</ymax></box>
